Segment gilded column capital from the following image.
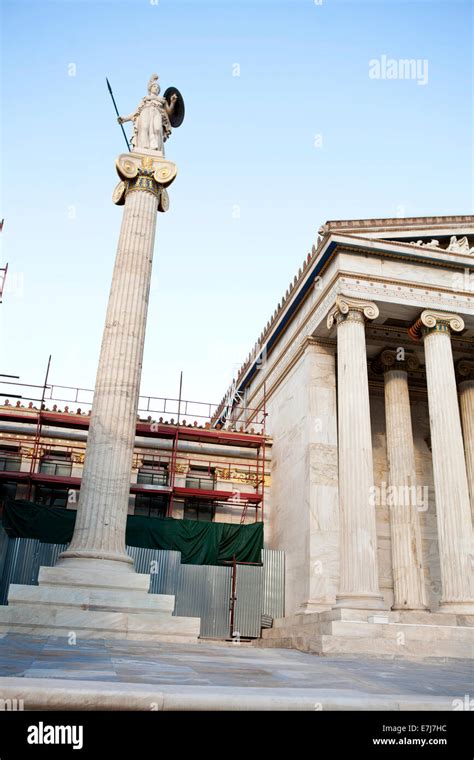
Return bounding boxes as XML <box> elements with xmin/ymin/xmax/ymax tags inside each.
<box><xmin>408</xmin><ymin>310</ymin><xmax>465</xmax><ymax>342</ymax></box>
<box><xmin>112</xmin><ymin>151</ymin><xmax>177</xmax><ymax>211</ymax></box>
<box><xmin>372</xmin><ymin>348</ymin><xmax>419</xmax><ymax>374</ymax></box>
<box><xmin>327</xmin><ymin>295</ymin><xmax>379</xmax><ymax>330</ymax></box>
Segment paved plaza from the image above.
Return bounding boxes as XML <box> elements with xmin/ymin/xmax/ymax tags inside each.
<box><xmin>0</xmin><ymin>634</ymin><xmax>471</xmax><ymax>710</ymax></box>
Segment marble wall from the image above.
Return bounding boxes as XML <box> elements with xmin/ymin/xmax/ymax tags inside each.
<box><xmin>265</xmin><ymin>341</ymin><xmax>339</xmax><ymax>615</ymax></box>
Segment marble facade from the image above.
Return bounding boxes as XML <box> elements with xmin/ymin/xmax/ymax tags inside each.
<box><xmin>225</xmin><ymin>215</ymin><xmax>474</xmax><ymax>657</ymax></box>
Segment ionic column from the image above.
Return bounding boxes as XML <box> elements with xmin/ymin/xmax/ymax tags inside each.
<box><xmin>374</xmin><ymin>349</ymin><xmax>427</xmax><ymax>610</ymax></box>
<box><xmin>327</xmin><ymin>296</ymin><xmax>385</xmax><ymax>609</ymax></box>
<box><xmin>61</xmin><ymin>153</ymin><xmax>177</xmax><ymax>565</ymax></box>
<box><xmin>457</xmin><ymin>359</ymin><xmax>474</xmax><ymax>519</ymax></box>
<box><xmin>410</xmin><ymin>311</ymin><xmax>474</xmax><ymax>613</ymax></box>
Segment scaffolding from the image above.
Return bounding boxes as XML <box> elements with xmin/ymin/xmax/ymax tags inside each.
<box><xmin>0</xmin><ymin>374</ymin><xmax>269</xmax><ymax>524</ymax></box>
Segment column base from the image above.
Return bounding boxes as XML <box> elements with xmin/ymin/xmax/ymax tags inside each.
<box><xmin>41</xmin><ymin>558</ymin><xmax>148</xmax><ymax>591</ymax></box>
<box><xmin>59</xmin><ymin>548</ymin><xmax>133</xmax><ymax>565</ymax></box>
<box><xmin>334</xmin><ymin>592</ymin><xmax>386</xmax><ymax>611</ymax></box>
<box><xmin>438</xmin><ymin>600</ymin><xmax>474</xmax><ymax>615</ymax></box>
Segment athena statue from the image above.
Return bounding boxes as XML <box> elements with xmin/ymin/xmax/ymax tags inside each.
<box><xmin>118</xmin><ymin>74</ymin><xmax>178</xmax><ymax>153</ymax></box>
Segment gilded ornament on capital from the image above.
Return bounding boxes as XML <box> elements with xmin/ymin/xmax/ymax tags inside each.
<box><xmin>141</xmin><ymin>156</ymin><xmax>154</xmax><ymax>170</ymax></box>
<box><xmin>158</xmin><ymin>187</ymin><xmax>169</xmax><ymax>212</ymax></box>
<box><xmin>112</xmin><ymin>181</ymin><xmax>127</xmax><ymax>206</ymax></box>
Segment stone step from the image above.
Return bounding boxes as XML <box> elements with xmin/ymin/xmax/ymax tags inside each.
<box><xmin>271</xmin><ymin>608</ymin><xmax>472</xmax><ymax>630</ymax></box>
<box><xmin>327</xmin><ymin>620</ymin><xmax>474</xmax><ymax>643</ymax></box>
<box><xmin>390</xmin><ymin>611</ymin><xmax>465</xmax><ymax>626</ymax></box>
<box><xmin>0</xmin><ymin>624</ymin><xmax>199</xmax><ymax>644</ymax></box>
<box><xmin>317</xmin><ymin>635</ymin><xmax>474</xmax><ymax>660</ymax></box>
<box><xmin>254</xmin><ymin>636</ymin><xmax>296</xmax><ymax>649</ymax></box>
<box><xmin>0</xmin><ymin>605</ymin><xmax>200</xmax><ymax>641</ymax></box>
<box><xmin>457</xmin><ymin>615</ymin><xmax>474</xmax><ymax>628</ymax></box>
<box><xmin>272</xmin><ymin>614</ymin><xmax>321</xmax><ymax>629</ymax></box>
<box><xmin>261</xmin><ymin>624</ymin><xmax>321</xmax><ymax>640</ymax></box>
<box><xmin>7</xmin><ymin>584</ymin><xmax>175</xmax><ymax>614</ymax></box>
<box><xmin>39</xmin><ymin>564</ymin><xmax>151</xmax><ymax>593</ymax></box>
<box><xmin>263</xmin><ymin>619</ymin><xmax>474</xmax><ymax>644</ymax></box>
<box><xmin>317</xmin><ymin>608</ymin><xmax>464</xmax><ymax>626</ymax></box>
<box><xmin>257</xmin><ymin>633</ymin><xmax>472</xmax><ymax>659</ymax></box>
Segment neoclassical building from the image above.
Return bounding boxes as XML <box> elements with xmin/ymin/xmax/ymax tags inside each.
<box><xmin>219</xmin><ymin>215</ymin><xmax>474</xmax><ymax>657</ymax></box>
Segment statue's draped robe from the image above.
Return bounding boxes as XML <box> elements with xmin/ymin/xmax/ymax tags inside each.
<box><xmin>131</xmin><ymin>96</ymin><xmax>172</xmax><ymax>151</ymax></box>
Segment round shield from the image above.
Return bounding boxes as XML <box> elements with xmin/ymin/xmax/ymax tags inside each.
<box><xmin>164</xmin><ymin>86</ymin><xmax>185</xmax><ymax>128</ymax></box>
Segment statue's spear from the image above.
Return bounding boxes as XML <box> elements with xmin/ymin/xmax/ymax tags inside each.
<box><xmin>106</xmin><ymin>77</ymin><xmax>131</xmax><ymax>152</ymax></box>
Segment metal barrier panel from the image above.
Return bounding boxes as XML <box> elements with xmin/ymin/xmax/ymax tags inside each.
<box><xmin>0</xmin><ymin>538</ymin><xmax>67</xmax><ymax>605</ymax></box>
<box><xmin>261</xmin><ymin>548</ymin><xmax>285</xmax><ymax>620</ymax></box>
<box><xmin>0</xmin><ymin>537</ymin><xmax>286</xmax><ymax>640</ymax></box>
<box><xmin>174</xmin><ymin>564</ymin><xmax>231</xmax><ymax>639</ymax></box>
<box><xmin>37</xmin><ymin>542</ymin><xmax>68</xmax><ymax>570</ymax></box>
<box><xmin>126</xmin><ymin>546</ymin><xmax>181</xmax><ymax>596</ymax></box>
<box><xmin>0</xmin><ymin>527</ymin><xmax>9</xmax><ymax>591</ymax></box>
<box><xmin>234</xmin><ymin>564</ymin><xmax>263</xmax><ymax>639</ymax></box>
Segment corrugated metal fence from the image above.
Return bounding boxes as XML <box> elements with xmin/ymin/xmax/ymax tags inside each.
<box><xmin>0</xmin><ymin>538</ymin><xmax>67</xmax><ymax>604</ymax></box>
<box><xmin>0</xmin><ymin>529</ymin><xmax>284</xmax><ymax>639</ymax></box>
<box><xmin>175</xmin><ymin>564</ymin><xmax>232</xmax><ymax>638</ymax></box>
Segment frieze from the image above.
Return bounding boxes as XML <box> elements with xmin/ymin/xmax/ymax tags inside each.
<box><xmin>239</xmin><ymin>274</ymin><xmax>473</xmax><ymax>417</ymax></box>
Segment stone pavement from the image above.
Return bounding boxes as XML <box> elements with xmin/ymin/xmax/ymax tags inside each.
<box><xmin>0</xmin><ymin>634</ymin><xmax>472</xmax><ymax>710</ymax></box>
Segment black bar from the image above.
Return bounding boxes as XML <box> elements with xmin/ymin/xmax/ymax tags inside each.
<box><xmin>106</xmin><ymin>77</ymin><xmax>131</xmax><ymax>152</ymax></box>
<box><xmin>0</xmin><ymin>711</ymin><xmax>471</xmax><ymax>758</ymax></box>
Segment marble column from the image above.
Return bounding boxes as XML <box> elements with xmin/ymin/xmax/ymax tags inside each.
<box><xmin>327</xmin><ymin>295</ymin><xmax>385</xmax><ymax>609</ymax></box>
<box><xmin>410</xmin><ymin>310</ymin><xmax>474</xmax><ymax>614</ymax></box>
<box><xmin>375</xmin><ymin>349</ymin><xmax>427</xmax><ymax>610</ymax></box>
<box><xmin>457</xmin><ymin>359</ymin><xmax>474</xmax><ymax>520</ymax></box>
<box><xmin>60</xmin><ymin>151</ymin><xmax>177</xmax><ymax>566</ymax></box>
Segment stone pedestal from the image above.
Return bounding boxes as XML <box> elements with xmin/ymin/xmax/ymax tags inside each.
<box><xmin>377</xmin><ymin>350</ymin><xmax>427</xmax><ymax>611</ymax></box>
<box><xmin>411</xmin><ymin>311</ymin><xmax>474</xmax><ymax>614</ymax></box>
<box><xmin>327</xmin><ymin>296</ymin><xmax>385</xmax><ymax>610</ymax></box>
<box><xmin>0</xmin><ymin>559</ymin><xmax>200</xmax><ymax>641</ymax></box>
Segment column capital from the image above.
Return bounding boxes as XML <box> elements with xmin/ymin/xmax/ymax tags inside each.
<box><xmin>456</xmin><ymin>358</ymin><xmax>474</xmax><ymax>382</ymax></box>
<box><xmin>327</xmin><ymin>295</ymin><xmax>379</xmax><ymax>330</ymax></box>
<box><xmin>372</xmin><ymin>348</ymin><xmax>419</xmax><ymax>374</ymax></box>
<box><xmin>408</xmin><ymin>310</ymin><xmax>465</xmax><ymax>342</ymax></box>
<box><xmin>113</xmin><ymin>151</ymin><xmax>177</xmax><ymax>211</ymax></box>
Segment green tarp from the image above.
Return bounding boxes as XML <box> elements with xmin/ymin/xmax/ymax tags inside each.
<box><xmin>2</xmin><ymin>500</ymin><xmax>264</xmax><ymax>566</ymax></box>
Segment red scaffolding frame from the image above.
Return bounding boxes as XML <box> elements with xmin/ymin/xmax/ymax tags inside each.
<box><xmin>0</xmin><ymin>375</ymin><xmax>269</xmax><ymax>524</ymax></box>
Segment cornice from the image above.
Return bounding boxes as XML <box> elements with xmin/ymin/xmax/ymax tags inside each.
<box><xmin>319</xmin><ymin>215</ymin><xmax>474</xmax><ymax>234</ymax></box>
<box><xmin>218</xmin><ymin>245</ymin><xmax>474</xmax><ymax>418</ymax></box>
<box><xmin>335</xmin><ymin>241</ymin><xmax>474</xmax><ymax>267</ymax></box>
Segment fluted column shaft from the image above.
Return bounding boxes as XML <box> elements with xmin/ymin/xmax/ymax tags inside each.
<box><xmin>62</xmin><ymin>162</ymin><xmax>168</xmax><ymax>564</ymax></box>
<box><xmin>457</xmin><ymin>360</ymin><xmax>474</xmax><ymax>519</ymax></box>
<box><xmin>415</xmin><ymin>311</ymin><xmax>474</xmax><ymax>613</ymax></box>
<box><xmin>379</xmin><ymin>351</ymin><xmax>427</xmax><ymax>610</ymax></box>
<box><xmin>327</xmin><ymin>296</ymin><xmax>385</xmax><ymax>609</ymax></box>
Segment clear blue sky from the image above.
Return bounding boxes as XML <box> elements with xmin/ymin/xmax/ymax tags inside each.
<box><xmin>1</xmin><ymin>0</ymin><xmax>472</xmax><ymax>407</ymax></box>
